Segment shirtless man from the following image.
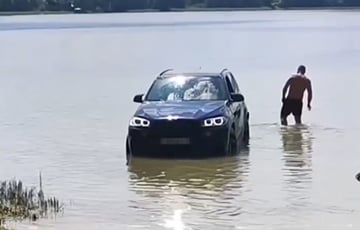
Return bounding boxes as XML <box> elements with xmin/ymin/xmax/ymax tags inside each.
<box><xmin>280</xmin><ymin>65</ymin><xmax>312</xmax><ymax>125</ymax></box>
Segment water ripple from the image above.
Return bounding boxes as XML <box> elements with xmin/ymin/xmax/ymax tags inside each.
<box><xmin>127</xmin><ymin>156</ymin><xmax>250</xmax><ymax>227</ymax></box>
<box><xmin>2</xmin><ymin>11</ymin><xmax>360</xmax><ymax>229</ymax></box>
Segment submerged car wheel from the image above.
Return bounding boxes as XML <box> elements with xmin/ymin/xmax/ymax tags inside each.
<box><xmin>126</xmin><ymin>137</ymin><xmax>131</xmax><ymax>165</ymax></box>
<box><xmin>227</xmin><ymin>128</ymin><xmax>238</xmax><ymax>155</ymax></box>
<box><xmin>242</xmin><ymin>112</ymin><xmax>250</xmax><ymax>145</ymax></box>
<box><xmin>243</xmin><ymin>120</ymin><xmax>250</xmax><ymax>145</ymax></box>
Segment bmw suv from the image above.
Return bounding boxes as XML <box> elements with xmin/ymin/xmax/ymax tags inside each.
<box><xmin>126</xmin><ymin>69</ymin><xmax>250</xmax><ymax>160</ymax></box>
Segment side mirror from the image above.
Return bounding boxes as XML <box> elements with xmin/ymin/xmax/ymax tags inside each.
<box><xmin>133</xmin><ymin>94</ymin><xmax>144</xmax><ymax>103</ymax></box>
<box><xmin>230</xmin><ymin>93</ymin><xmax>244</xmax><ymax>102</ymax></box>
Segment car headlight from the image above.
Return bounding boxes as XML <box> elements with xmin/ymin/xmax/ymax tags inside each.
<box><xmin>203</xmin><ymin>116</ymin><xmax>227</xmax><ymax>127</ymax></box>
<box><xmin>129</xmin><ymin>117</ymin><xmax>150</xmax><ymax>127</ymax></box>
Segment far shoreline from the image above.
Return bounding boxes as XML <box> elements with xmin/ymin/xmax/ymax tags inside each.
<box><xmin>1</xmin><ymin>6</ymin><xmax>360</xmax><ymax>16</ymax></box>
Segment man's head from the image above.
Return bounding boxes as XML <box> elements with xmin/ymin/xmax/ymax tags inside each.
<box><xmin>297</xmin><ymin>65</ymin><xmax>306</xmax><ymax>75</ymax></box>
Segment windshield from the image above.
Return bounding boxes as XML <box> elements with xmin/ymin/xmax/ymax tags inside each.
<box><xmin>145</xmin><ymin>76</ymin><xmax>228</xmax><ymax>101</ymax></box>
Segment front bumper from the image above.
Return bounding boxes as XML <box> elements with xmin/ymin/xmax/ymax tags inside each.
<box><xmin>127</xmin><ymin>119</ymin><xmax>229</xmax><ymax>158</ymax></box>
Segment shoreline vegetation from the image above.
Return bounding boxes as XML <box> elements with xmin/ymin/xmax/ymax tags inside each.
<box><xmin>1</xmin><ymin>7</ymin><xmax>360</xmax><ymax>17</ymax></box>
<box><xmin>0</xmin><ymin>174</ymin><xmax>63</xmax><ymax>230</ymax></box>
<box><xmin>1</xmin><ymin>0</ymin><xmax>360</xmax><ymax>16</ymax></box>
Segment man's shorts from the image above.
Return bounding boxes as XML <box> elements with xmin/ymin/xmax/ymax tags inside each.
<box><xmin>281</xmin><ymin>98</ymin><xmax>303</xmax><ymax>117</ymax></box>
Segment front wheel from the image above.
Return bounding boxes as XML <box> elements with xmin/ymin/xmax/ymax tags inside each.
<box><xmin>126</xmin><ymin>137</ymin><xmax>131</xmax><ymax>165</ymax></box>
<box><xmin>227</xmin><ymin>129</ymin><xmax>238</xmax><ymax>155</ymax></box>
<box><xmin>243</xmin><ymin>118</ymin><xmax>250</xmax><ymax>145</ymax></box>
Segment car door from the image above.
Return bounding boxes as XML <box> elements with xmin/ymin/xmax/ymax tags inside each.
<box><xmin>225</xmin><ymin>74</ymin><xmax>241</xmax><ymax>135</ymax></box>
<box><xmin>227</xmin><ymin>73</ymin><xmax>243</xmax><ymax>138</ymax></box>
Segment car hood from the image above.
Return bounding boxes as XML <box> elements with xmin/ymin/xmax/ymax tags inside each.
<box><xmin>135</xmin><ymin>101</ymin><xmax>226</xmax><ymax>120</ymax></box>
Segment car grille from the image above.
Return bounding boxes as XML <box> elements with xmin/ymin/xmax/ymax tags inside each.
<box><xmin>150</xmin><ymin>119</ymin><xmax>201</xmax><ymax>137</ymax></box>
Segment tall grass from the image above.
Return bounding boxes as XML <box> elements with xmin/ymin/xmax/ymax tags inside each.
<box><xmin>0</xmin><ymin>173</ymin><xmax>63</xmax><ymax>228</ymax></box>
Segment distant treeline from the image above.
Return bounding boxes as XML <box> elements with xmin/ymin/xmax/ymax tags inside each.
<box><xmin>1</xmin><ymin>0</ymin><xmax>360</xmax><ymax>13</ymax></box>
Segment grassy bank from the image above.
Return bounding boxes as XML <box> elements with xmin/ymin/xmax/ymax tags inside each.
<box><xmin>0</xmin><ymin>7</ymin><xmax>273</xmax><ymax>16</ymax></box>
<box><xmin>1</xmin><ymin>6</ymin><xmax>360</xmax><ymax>16</ymax></box>
<box><xmin>0</xmin><ymin>11</ymin><xmax>72</xmax><ymax>16</ymax></box>
<box><xmin>0</xmin><ymin>176</ymin><xmax>63</xmax><ymax>230</ymax></box>
<box><xmin>281</xmin><ymin>6</ymin><xmax>360</xmax><ymax>10</ymax></box>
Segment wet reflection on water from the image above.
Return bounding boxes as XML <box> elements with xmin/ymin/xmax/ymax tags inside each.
<box><xmin>2</xmin><ymin>11</ymin><xmax>360</xmax><ymax>229</ymax></box>
<box><xmin>281</xmin><ymin>125</ymin><xmax>313</xmax><ymax>165</ymax></box>
<box><xmin>280</xmin><ymin>125</ymin><xmax>314</xmax><ymax>220</ymax></box>
<box><xmin>281</xmin><ymin>125</ymin><xmax>313</xmax><ymax>184</ymax></box>
<box><xmin>127</xmin><ymin>153</ymin><xmax>250</xmax><ymax>229</ymax></box>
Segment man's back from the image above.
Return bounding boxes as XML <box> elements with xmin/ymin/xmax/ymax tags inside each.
<box><xmin>287</xmin><ymin>75</ymin><xmax>311</xmax><ymax>101</ymax></box>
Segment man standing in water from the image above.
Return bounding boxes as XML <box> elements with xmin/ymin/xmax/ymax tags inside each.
<box><xmin>280</xmin><ymin>65</ymin><xmax>312</xmax><ymax>125</ymax></box>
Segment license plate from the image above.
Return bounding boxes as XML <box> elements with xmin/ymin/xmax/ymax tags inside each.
<box><xmin>160</xmin><ymin>138</ymin><xmax>190</xmax><ymax>145</ymax></box>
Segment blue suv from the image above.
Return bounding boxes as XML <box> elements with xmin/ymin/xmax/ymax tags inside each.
<box><xmin>126</xmin><ymin>69</ymin><xmax>250</xmax><ymax>160</ymax></box>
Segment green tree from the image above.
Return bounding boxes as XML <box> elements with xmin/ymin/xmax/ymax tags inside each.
<box><xmin>112</xmin><ymin>0</ymin><xmax>129</xmax><ymax>12</ymax></box>
<box><xmin>206</xmin><ymin>0</ymin><xmax>228</xmax><ymax>7</ymax></box>
<box><xmin>11</xmin><ymin>0</ymin><xmax>34</xmax><ymax>11</ymax></box>
<box><xmin>0</xmin><ymin>0</ymin><xmax>13</xmax><ymax>11</ymax></box>
<box><xmin>280</xmin><ymin>0</ymin><xmax>326</xmax><ymax>7</ymax></box>
<box><xmin>153</xmin><ymin>0</ymin><xmax>171</xmax><ymax>11</ymax></box>
<box><xmin>127</xmin><ymin>0</ymin><xmax>149</xmax><ymax>10</ymax></box>
<box><xmin>343</xmin><ymin>0</ymin><xmax>360</xmax><ymax>6</ymax></box>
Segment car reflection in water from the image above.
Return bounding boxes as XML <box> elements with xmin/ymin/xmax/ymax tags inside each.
<box><xmin>128</xmin><ymin>152</ymin><xmax>250</xmax><ymax>195</ymax></box>
<box><xmin>127</xmin><ymin>152</ymin><xmax>250</xmax><ymax>229</ymax></box>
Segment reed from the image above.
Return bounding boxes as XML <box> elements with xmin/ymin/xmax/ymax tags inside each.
<box><xmin>0</xmin><ymin>173</ymin><xmax>63</xmax><ymax>228</ymax></box>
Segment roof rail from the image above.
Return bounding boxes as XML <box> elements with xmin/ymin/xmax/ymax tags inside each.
<box><xmin>220</xmin><ymin>68</ymin><xmax>229</xmax><ymax>76</ymax></box>
<box><xmin>158</xmin><ymin>68</ymin><xmax>174</xmax><ymax>77</ymax></box>
<box><xmin>220</xmin><ymin>68</ymin><xmax>229</xmax><ymax>74</ymax></box>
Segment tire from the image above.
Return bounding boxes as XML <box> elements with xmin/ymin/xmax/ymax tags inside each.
<box><xmin>243</xmin><ymin>119</ymin><xmax>250</xmax><ymax>145</ymax></box>
<box><xmin>126</xmin><ymin>137</ymin><xmax>131</xmax><ymax>165</ymax></box>
<box><xmin>227</xmin><ymin>128</ymin><xmax>238</xmax><ymax>155</ymax></box>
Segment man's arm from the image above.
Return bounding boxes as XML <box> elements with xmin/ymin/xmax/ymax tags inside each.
<box><xmin>307</xmin><ymin>79</ymin><xmax>312</xmax><ymax>110</ymax></box>
<box><xmin>282</xmin><ymin>78</ymin><xmax>292</xmax><ymax>101</ymax></box>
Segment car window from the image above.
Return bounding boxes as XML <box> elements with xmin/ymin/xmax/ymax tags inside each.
<box><xmin>225</xmin><ymin>76</ymin><xmax>234</xmax><ymax>93</ymax></box>
<box><xmin>145</xmin><ymin>76</ymin><xmax>228</xmax><ymax>101</ymax></box>
<box><xmin>229</xmin><ymin>73</ymin><xmax>239</xmax><ymax>93</ymax></box>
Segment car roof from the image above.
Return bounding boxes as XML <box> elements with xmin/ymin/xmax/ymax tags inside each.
<box><xmin>157</xmin><ymin>73</ymin><xmax>220</xmax><ymax>79</ymax></box>
<box><xmin>156</xmin><ymin>69</ymin><xmax>230</xmax><ymax>80</ymax></box>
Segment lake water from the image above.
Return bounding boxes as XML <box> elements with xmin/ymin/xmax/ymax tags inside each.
<box><xmin>1</xmin><ymin>10</ymin><xmax>360</xmax><ymax>230</ymax></box>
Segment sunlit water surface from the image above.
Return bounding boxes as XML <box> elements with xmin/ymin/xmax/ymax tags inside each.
<box><xmin>1</xmin><ymin>10</ymin><xmax>360</xmax><ymax>230</ymax></box>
